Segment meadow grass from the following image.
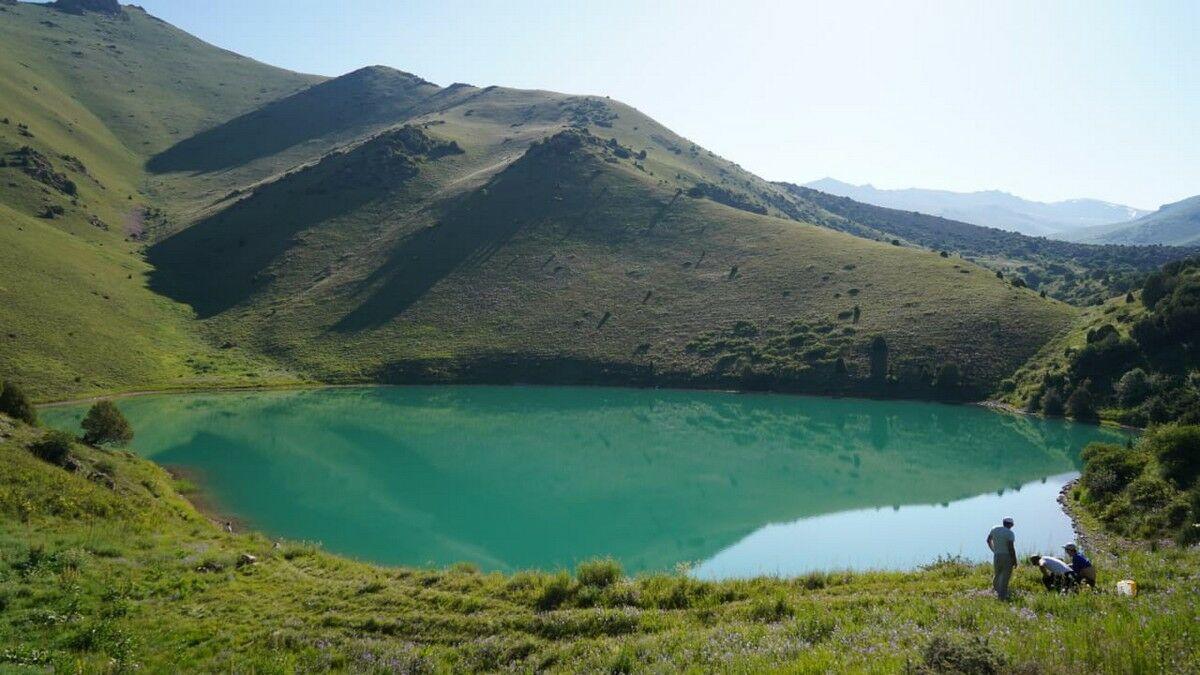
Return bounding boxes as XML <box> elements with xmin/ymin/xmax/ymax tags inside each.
<box><xmin>0</xmin><ymin>413</ymin><xmax>1195</xmax><ymax>673</ymax></box>
<box><xmin>0</xmin><ymin>3</ymin><xmax>315</xmax><ymax>401</ymax></box>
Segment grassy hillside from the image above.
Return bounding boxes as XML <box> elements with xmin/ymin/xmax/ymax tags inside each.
<box><xmin>1072</xmin><ymin>195</ymin><xmax>1200</xmax><ymax>247</ymax></box>
<box><xmin>147</xmin><ymin>128</ymin><xmax>1076</xmax><ymax>397</ymax></box>
<box><xmin>141</xmin><ymin>61</ymin><xmax>832</xmax><ymax>234</ymax></box>
<box><xmin>2</xmin><ymin>413</ymin><xmax>1197</xmax><ymax>672</ymax></box>
<box><xmin>790</xmin><ymin>184</ymin><xmax>1195</xmax><ymax>306</ymax></box>
<box><xmin>0</xmin><ymin>3</ymin><xmax>320</xmax><ymax>156</ymax></box>
<box><xmin>0</xmin><ymin>1</ymin><xmax>1113</xmax><ymax>404</ymax></box>
<box><xmin>0</xmin><ymin>1</ymin><xmax>321</xmax><ymax>399</ymax></box>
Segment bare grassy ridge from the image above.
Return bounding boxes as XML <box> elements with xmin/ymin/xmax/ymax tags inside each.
<box><xmin>145</xmin><ymin>128</ymin><xmax>1075</xmax><ymax>396</ymax></box>
<box><xmin>2</xmin><ymin>1</ymin><xmax>1079</xmax><ymax>402</ymax></box>
<box><xmin>1</xmin><ymin>414</ymin><xmax>1196</xmax><ymax>672</ymax></box>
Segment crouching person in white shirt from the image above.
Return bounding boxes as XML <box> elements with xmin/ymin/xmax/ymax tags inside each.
<box><xmin>1029</xmin><ymin>554</ymin><xmax>1076</xmax><ymax>592</ymax></box>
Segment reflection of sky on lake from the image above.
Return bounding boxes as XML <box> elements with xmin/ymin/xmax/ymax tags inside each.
<box><xmin>693</xmin><ymin>474</ymin><xmax>1076</xmax><ymax>579</ymax></box>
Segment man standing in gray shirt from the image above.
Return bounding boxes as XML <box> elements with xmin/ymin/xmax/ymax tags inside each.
<box><xmin>986</xmin><ymin>517</ymin><xmax>1016</xmax><ymax>600</ymax></box>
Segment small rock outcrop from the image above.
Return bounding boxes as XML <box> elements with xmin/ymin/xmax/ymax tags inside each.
<box><xmin>53</xmin><ymin>0</ymin><xmax>123</xmax><ymax>15</ymax></box>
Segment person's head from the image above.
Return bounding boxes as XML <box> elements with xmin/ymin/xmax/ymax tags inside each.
<box><xmin>1002</xmin><ymin>517</ymin><xmax>1014</xmax><ymax>529</ymax></box>
<box><xmin>1029</xmin><ymin>555</ymin><xmax>1041</xmax><ymax>565</ymax></box>
<box><xmin>1063</xmin><ymin>543</ymin><xmax>1078</xmax><ymax>555</ymax></box>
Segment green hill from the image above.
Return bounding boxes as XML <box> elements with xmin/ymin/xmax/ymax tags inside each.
<box><xmin>1071</xmin><ymin>195</ymin><xmax>1200</xmax><ymax>247</ymax></box>
<box><xmin>0</xmin><ymin>1</ymin><xmax>1083</xmax><ymax>401</ymax></box>
<box><xmin>147</xmin><ymin>127</ymin><xmax>1075</xmax><ymax>397</ymax></box>
<box><xmin>0</xmin><ymin>2</ymin><xmax>317</xmax><ymax>399</ymax></box>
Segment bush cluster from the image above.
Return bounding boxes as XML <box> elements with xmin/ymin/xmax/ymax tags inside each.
<box><xmin>1079</xmin><ymin>424</ymin><xmax>1200</xmax><ymax>543</ymax></box>
<box><xmin>31</xmin><ymin>431</ymin><xmax>74</xmax><ymax>467</ymax></box>
<box><xmin>918</xmin><ymin>634</ymin><xmax>1005</xmax><ymax>675</ymax></box>
<box><xmin>0</xmin><ymin>381</ymin><xmax>38</xmax><ymax>425</ymax></box>
<box><xmin>1023</xmin><ymin>258</ymin><xmax>1200</xmax><ymax>425</ymax></box>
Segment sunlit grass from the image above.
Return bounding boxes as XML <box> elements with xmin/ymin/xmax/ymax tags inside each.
<box><xmin>0</xmin><ymin>416</ymin><xmax>1195</xmax><ymax>672</ymax></box>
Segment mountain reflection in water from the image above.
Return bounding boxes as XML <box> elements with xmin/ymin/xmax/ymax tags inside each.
<box><xmin>43</xmin><ymin>386</ymin><xmax>1127</xmax><ymax>575</ymax></box>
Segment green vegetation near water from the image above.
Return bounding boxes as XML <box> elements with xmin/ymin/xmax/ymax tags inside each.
<box><xmin>1006</xmin><ymin>258</ymin><xmax>1200</xmax><ymax>427</ymax></box>
<box><xmin>1</xmin><ymin>412</ymin><xmax>1198</xmax><ymax>673</ymax></box>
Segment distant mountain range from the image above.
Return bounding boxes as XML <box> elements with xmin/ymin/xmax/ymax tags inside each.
<box><xmin>803</xmin><ymin>178</ymin><xmax>1149</xmax><ymax>238</ymax></box>
<box><xmin>1066</xmin><ymin>195</ymin><xmax>1200</xmax><ymax>247</ymax></box>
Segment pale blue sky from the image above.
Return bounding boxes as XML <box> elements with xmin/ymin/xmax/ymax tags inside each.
<box><xmin>130</xmin><ymin>0</ymin><xmax>1197</xmax><ymax>209</ymax></box>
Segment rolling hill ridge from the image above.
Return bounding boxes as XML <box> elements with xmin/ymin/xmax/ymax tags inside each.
<box><xmin>146</xmin><ymin>123</ymin><xmax>1076</xmax><ymax>397</ymax></box>
<box><xmin>0</xmin><ymin>0</ymin><xmax>1177</xmax><ymax>402</ymax></box>
<box><xmin>804</xmin><ymin>177</ymin><xmax>1148</xmax><ymax>237</ymax></box>
<box><xmin>1069</xmin><ymin>194</ymin><xmax>1200</xmax><ymax>247</ymax></box>
<box><xmin>789</xmin><ymin>184</ymin><xmax>1193</xmax><ymax>306</ymax></box>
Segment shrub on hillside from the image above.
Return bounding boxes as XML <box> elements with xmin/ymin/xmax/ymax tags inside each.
<box><xmin>868</xmin><ymin>336</ymin><xmax>888</xmax><ymax>380</ymax></box>
<box><xmin>0</xmin><ymin>381</ymin><xmax>38</xmax><ymax>425</ymax></box>
<box><xmin>918</xmin><ymin>634</ymin><xmax>1005</xmax><ymax>675</ymax></box>
<box><xmin>1080</xmin><ymin>442</ymin><xmax>1148</xmax><ymax>504</ymax></box>
<box><xmin>1115</xmin><ymin>368</ymin><xmax>1152</xmax><ymax>407</ymax></box>
<box><xmin>935</xmin><ymin>364</ymin><xmax>961</xmax><ymax>391</ymax></box>
<box><xmin>1041</xmin><ymin>387</ymin><xmax>1064</xmax><ymax>417</ymax></box>
<box><xmin>1146</xmin><ymin>425</ymin><xmax>1200</xmax><ymax>490</ymax></box>
<box><xmin>30</xmin><ymin>431</ymin><xmax>74</xmax><ymax>467</ymax></box>
<box><xmin>1066</xmin><ymin>382</ymin><xmax>1097</xmax><ymax>421</ymax></box>
<box><xmin>1177</xmin><ymin>487</ymin><xmax>1200</xmax><ymax>545</ymax></box>
<box><xmin>81</xmin><ymin>400</ymin><xmax>133</xmax><ymax>446</ymax></box>
<box><xmin>1069</xmin><ymin>334</ymin><xmax>1140</xmax><ymax>387</ymax></box>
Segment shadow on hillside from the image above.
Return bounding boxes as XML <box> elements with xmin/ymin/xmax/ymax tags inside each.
<box><xmin>332</xmin><ymin>187</ymin><xmax>531</xmax><ymax>332</ymax></box>
<box><xmin>147</xmin><ymin>172</ymin><xmax>393</xmax><ymax>318</ymax></box>
<box><xmin>147</xmin><ymin>68</ymin><xmax>435</xmax><ymax>174</ymax></box>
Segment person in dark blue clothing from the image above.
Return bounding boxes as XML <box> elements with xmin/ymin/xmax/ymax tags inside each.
<box><xmin>1063</xmin><ymin>543</ymin><xmax>1096</xmax><ymax>588</ymax></box>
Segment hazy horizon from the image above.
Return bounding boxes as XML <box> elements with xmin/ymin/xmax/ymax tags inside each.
<box><xmin>104</xmin><ymin>0</ymin><xmax>1198</xmax><ymax>210</ymax></box>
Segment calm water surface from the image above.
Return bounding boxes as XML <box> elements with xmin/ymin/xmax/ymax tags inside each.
<box><xmin>44</xmin><ymin>386</ymin><xmax>1128</xmax><ymax>577</ymax></box>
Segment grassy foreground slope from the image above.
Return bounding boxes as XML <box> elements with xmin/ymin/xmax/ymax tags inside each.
<box><xmin>0</xmin><ymin>2</ymin><xmax>318</xmax><ymax>399</ymax></box>
<box><xmin>2</xmin><ymin>413</ymin><xmax>1197</xmax><ymax>672</ymax></box>
<box><xmin>150</xmin><ymin>129</ymin><xmax>1076</xmax><ymax>396</ymax></box>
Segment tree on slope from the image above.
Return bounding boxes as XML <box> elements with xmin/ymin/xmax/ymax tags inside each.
<box><xmin>81</xmin><ymin>400</ymin><xmax>133</xmax><ymax>446</ymax></box>
<box><xmin>0</xmin><ymin>381</ymin><xmax>38</xmax><ymax>425</ymax></box>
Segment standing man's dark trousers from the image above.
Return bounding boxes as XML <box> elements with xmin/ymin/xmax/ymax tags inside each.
<box><xmin>993</xmin><ymin>554</ymin><xmax>1015</xmax><ymax>600</ymax></box>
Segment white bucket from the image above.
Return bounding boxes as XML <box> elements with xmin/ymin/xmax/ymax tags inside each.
<box><xmin>1116</xmin><ymin>579</ymin><xmax>1137</xmax><ymax>596</ymax></box>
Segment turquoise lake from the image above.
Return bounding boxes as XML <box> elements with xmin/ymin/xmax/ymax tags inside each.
<box><xmin>42</xmin><ymin>386</ymin><xmax>1128</xmax><ymax>578</ymax></box>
